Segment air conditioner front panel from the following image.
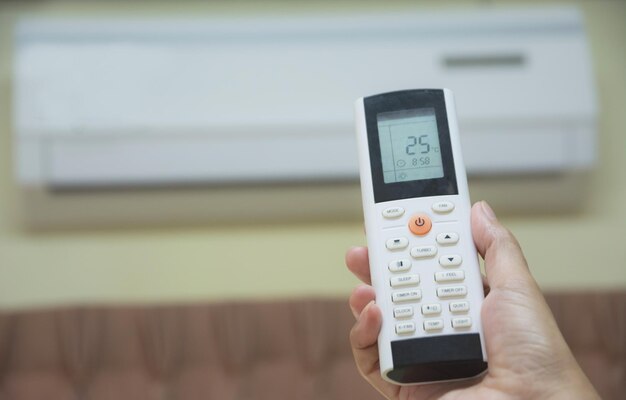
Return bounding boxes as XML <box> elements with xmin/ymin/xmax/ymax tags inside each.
<box><xmin>14</xmin><ymin>8</ymin><xmax>597</xmax><ymax>187</ymax></box>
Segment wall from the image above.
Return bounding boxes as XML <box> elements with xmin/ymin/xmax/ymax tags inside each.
<box><xmin>0</xmin><ymin>0</ymin><xmax>625</xmax><ymax>310</ymax></box>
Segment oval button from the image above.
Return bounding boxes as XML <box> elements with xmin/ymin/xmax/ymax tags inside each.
<box><xmin>421</xmin><ymin>303</ymin><xmax>442</xmax><ymax>315</ymax></box>
<box><xmin>435</xmin><ymin>270</ymin><xmax>465</xmax><ymax>282</ymax></box>
<box><xmin>439</xmin><ymin>254</ymin><xmax>463</xmax><ymax>267</ymax></box>
<box><xmin>390</xmin><ymin>274</ymin><xmax>420</xmax><ymax>288</ymax></box>
<box><xmin>382</xmin><ymin>207</ymin><xmax>405</xmax><ymax>219</ymax></box>
<box><xmin>450</xmin><ymin>301</ymin><xmax>469</xmax><ymax>313</ymax></box>
<box><xmin>395</xmin><ymin>321</ymin><xmax>416</xmax><ymax>334</ymax></box>
<box><xmin>436</xmin><ymin>232</ymin><xmax>459</xmax><ymax>245</ymax></box>
<box><xmin>408</xmin><ymin>213</ymin><xmax>432</xmax><ymax>236</ymax></box>
<box><xmin>452</xmin><ymin>317</ymin><xmax>472</xmax><ymax>328</ymax></box>
<box><xmin>423</xmin><ymin>319</ymin><xmax>444</xmax><ymax>331</ymax></box>
<box><xmin>394</xmin><ymin>306</ymin><xmax>414</xmax><ymax>319</ymax></box>
<box><xmin>410</xmin><ymin>245</ymin><xmax>437</xmax><ymax>259</ymax></box>
<box><xmin>388</xmin><ymin>259</ymin><xmax>411</xmax><ymax>272</ymax></box>
<box><xmin>432</xmin><ymin>201</ymin><xmax>455</xmax><ymax>213</ymax></box>
<box><xmin>386</xmin><ymin>237</ymin><xmax>409</xmax><ymax>250</ymax></box>
<box><xmin>436</xmin><ymin>285</ymin><xmax>467</xmax><ymax>298</ymax></box>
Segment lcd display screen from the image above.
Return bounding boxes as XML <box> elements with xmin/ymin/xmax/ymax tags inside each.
<box><xmin>377</xmin><ymin>108</ymin><xmax>444</xmax><ymax>184</ymax></box>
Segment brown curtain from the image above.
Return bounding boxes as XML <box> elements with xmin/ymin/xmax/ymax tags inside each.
<box><xmin>0</xmin><ymin>293</ymin><xmax>623</xmax><ymax>400</ymax></box>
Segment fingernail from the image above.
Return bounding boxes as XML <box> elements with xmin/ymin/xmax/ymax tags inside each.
<box><xmin>481</xmin><ymin>201</ymin><xmax>496</xmax><ymax>221</ymax></box>
<box><xmin>350</xmin><ymin>305</ymin><xmax>358</xmax><ymax>319</ymax></box>
<box><xmin>358</xmin><ymin>300</ymin><xmax>375</xmax><ymax>323</ymax></box>
<box><xmin>364</xmin><ymin>300</ymin><xmax>375</xmax><ymax>311</ymax></box>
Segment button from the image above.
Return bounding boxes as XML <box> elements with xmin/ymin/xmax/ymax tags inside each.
<box><xmin>382</xmin><ymin>207</ymin><xmax>405</xmax><ymax>219</ymax></box>
<box><xmin>450</xmin><ymin>301</ymin><xmax>469</xmax><ymax>313</ymax></box>
<box><xmin>386</xmin><ymin>237</ymin><xmax>408</xmax><ymax>250</ymax></box>
<box><xmin>432</xmin><ymin>201</ymin><xmax>455</xmax><ymax>213</ymax></box>
<box><xmin>437</xmin><ymin>285</ymin><xmax>468</xmax><ymax>298</ymax></box>
<box><xmin>421</xmin><ymin>303</ymin><xmax>442</xmax><ymax>315</ymax></box>
<box><xmin>396</xmin><ymin>321</ymin><xmax>416</xmax><ymax>334</ymax></box>
<box><xmin>435</xmin><ymin>270</ymin><xmax>465</xmax><ymax>283</ymax></box>
<box><xmin>390</xmin><ymin>274</ymin><xmax>420</xmax><ymax>288</ymax></box>
<box><xmin>452</xmin><ymin>317</ymin><xmax>472</xmax><ymax>328</ymax></box>
<box><xmin>410</xmin><ymin>245</ymin><xmax>437</xmax><ymax>259</ymax></box>
<box><xmin>408</xmin><ymin>213</ymin><xmax>432</xmax><ymax>236</ymax></box>
<box><xmin>439</xmin><ymin>255</ymin><xmax>462</xmax><ymax>267</ymax></box>
<box><xmin>388</xmin><ymin>259</ymin><xmax>411</xmax><ymax>272</ymax></box>
<box><xmin>392</xmin><ymin>289</ymin><xmax>422</xmax><ymax>303</ymax></box>
<box><xmin>436</xmin><ymin>232</ymin><xmax>459</xmax><ymax>245</ymax></box>
<box><xmin>394</xmin><ymin>306</ymin><xmax>414</xmax><ymax>318</ymax></box>
<box><xmin>423</xmin><ymin>319</ymin><xmax>444</xmax><ymax>331</ymax></box>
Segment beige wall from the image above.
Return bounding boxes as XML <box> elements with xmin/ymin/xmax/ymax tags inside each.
<box><xmin>1</xmin><ymin>0</ymin><xmax>625</xmax><ymax>310</ymax></box>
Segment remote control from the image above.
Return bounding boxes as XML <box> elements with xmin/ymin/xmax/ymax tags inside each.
<box><xmin>354</xmin><ymin>89</ymin><xmax>487</xmax><ymax>385</ymax></box>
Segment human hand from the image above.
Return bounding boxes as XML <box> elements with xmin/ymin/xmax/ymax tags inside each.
<box><xmin>346</xmin><ymin>201</ymin><xmax>599</xmax><ymax>400</ymax></box>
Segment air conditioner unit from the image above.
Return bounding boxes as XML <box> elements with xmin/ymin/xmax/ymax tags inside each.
<box><xmin>14</xmin><ymin>7</ymin><xmax>596</xmax><ymax>190</ymax></box>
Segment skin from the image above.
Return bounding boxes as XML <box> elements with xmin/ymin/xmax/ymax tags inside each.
<box><xmin>346</xmin><ymin>201</ymin><xmax>600</xmax><ymax>400</ymax></box>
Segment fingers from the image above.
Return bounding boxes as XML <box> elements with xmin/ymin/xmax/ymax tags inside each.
<box><xmin>345</xmin><ymin>246</ymin><xmax>371</xmax><ymax>285</ymax></box>
<box><xmin>350</xmin><ymin>301</ymin><xmax>380</xmax><ymax>351</ymax></box>
<box><xmin>349</xmin><ymin>284</ymin><xmax>376</xmax><ymax>319</ymax></box>
<box><xmin>471</xmin><ymin>201</ymin><xmax>534</xmax><ymax>290</ymax></box>
<box><xmin>349</xmin><ymin>301</ymin><xmax>400</xmax><ymax>399</ymax></box>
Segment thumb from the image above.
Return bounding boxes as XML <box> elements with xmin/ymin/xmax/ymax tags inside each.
<box><xmin>471</xmin><ymin>201</ymin><xmax>534</xmax><ymax>290</ymax></box>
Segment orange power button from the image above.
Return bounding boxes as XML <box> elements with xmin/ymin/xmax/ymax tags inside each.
<box><xmin>408</xmin><ymin>213</ymin><xmax>432</xmax><ymax>236</ymax></box>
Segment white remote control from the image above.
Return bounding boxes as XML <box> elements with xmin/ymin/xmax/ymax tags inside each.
<box><xmin>354</xmin><ymin>89</ymin><xmax>487</xmax><ymax>385</ymax></box>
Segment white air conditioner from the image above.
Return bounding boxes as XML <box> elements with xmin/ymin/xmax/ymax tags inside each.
<box><xmin>14</xmin><ymin>7</ymin><xmax>596</xmax><ymax>190</ymax></box>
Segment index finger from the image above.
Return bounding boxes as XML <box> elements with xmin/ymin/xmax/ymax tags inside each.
<box><xmin>345</xmin><ymin>246</ymin><xmax>371</xmax><ymax>285</ymax></box>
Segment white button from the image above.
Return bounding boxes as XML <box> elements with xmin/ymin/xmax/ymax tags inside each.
<box><xmin>423</xmin><ymin>319</ymin><xmax>444</xmax><ymax>331</ymax></box>
<box><xmin>396</xmin><ymin>321</ymin><xmax>416</xmax><ymax>334</ymax></box>
<box><xmin>410</xmin><ymin>245</ymin><xmax>437</xmax><ymax>258</ymax></box>
<box><xmin>439</xmin><ymin>255</ymin><xmax>462</xmax><ymax>267</ymax></box>
<box><xmin>388</xmin><ymin>259</ymin><xmax>411</xmax><ymax>272</ymax></box>
<box><xmin>452</xmin><ymin>317</ymin><xmax>472</xmax><ymax>328</ymax></box>
<box><xmin>386</xmin><ymin>237</ymin><xmax>409</xmax><ymax>250</ymax></box>
<box><xmin>383</xmin><ymin>207</ymin><xmax>405</xmax><ymax>219</ymax></box>
<box><xmin>431</xmin><ymin>201</ymin><xmax>455</xmax><ymax>213</ymax></box>
<box><xmin>394</xmin><ymin>306</ymin><xmax>414</xmax><ymax>318</ymax></box>
<box><xmin>450</xmin><ymin>301</ymin><xmax>470</xmax><ymax>313</ymax></box>
<box><xmin>435</xmin><ymin>270</ymin><xmax>465</xmax><ymax>282</ymax></box>
<box><xmin>392</xmin><ymin>289</ymin><xmax>422</xmax><ymax>303</ymax></box>
<box><xmin>437</xmin><ymin>285</ymin><xmax>468</xmax><ymax>298</ymax></box>
<box><xmin>421</xmin><ymin>303</ymin><xmax>442</xmax><ymax>315</ymax></box>
<box><xmin>390</xmin><ymin>274</ymin><xmax>420</xmax><ymax>288</ymax></box>
<box><xmin>436</xmin><ymin>232</ymin><xmax>459</xmax><ymax>245</ymax></box>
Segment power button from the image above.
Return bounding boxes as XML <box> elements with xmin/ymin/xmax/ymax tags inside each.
<box><xmin>408</xmin><ymin>213</ymin><xmax>432</xmax><ymax>236</ymax></box>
